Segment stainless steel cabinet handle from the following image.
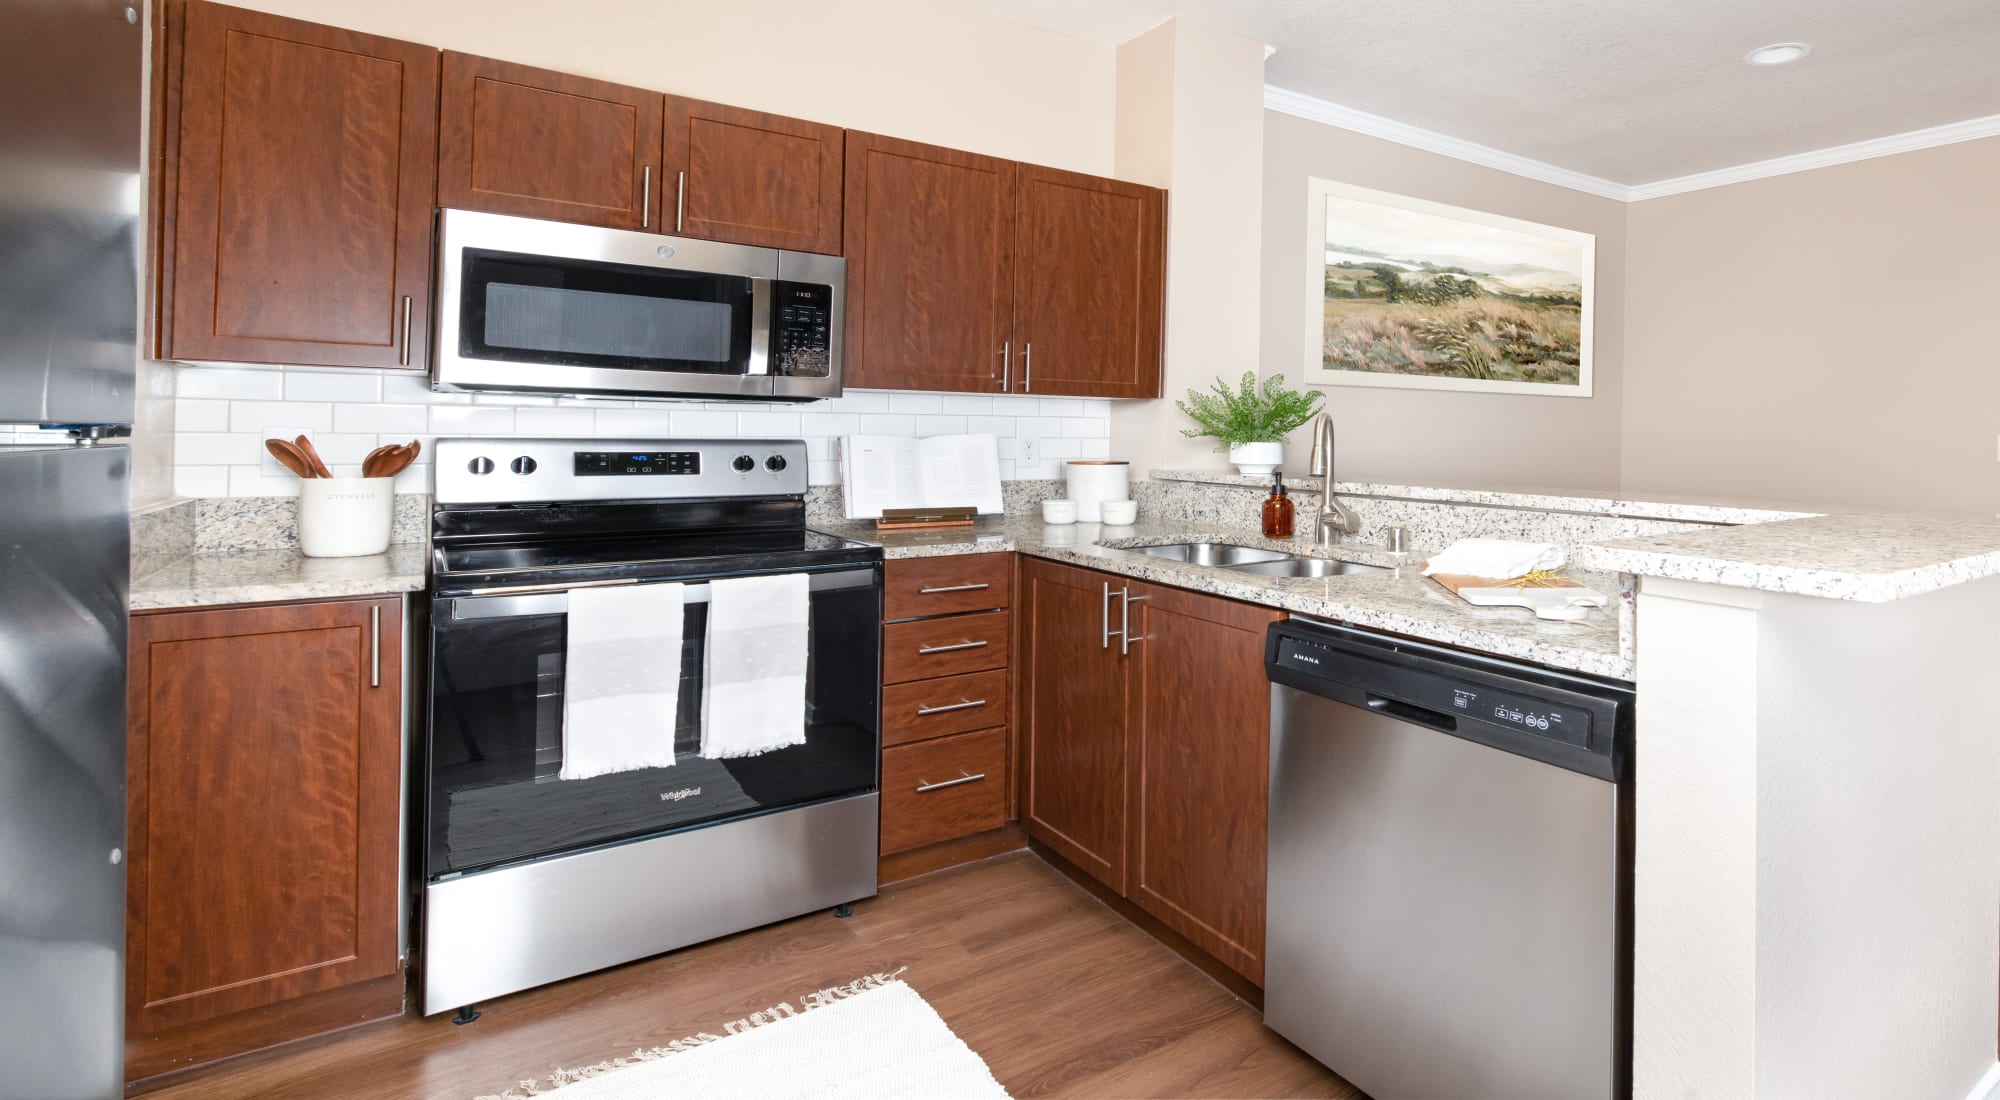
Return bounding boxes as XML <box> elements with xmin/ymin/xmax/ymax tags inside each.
<box><xmin>1101</xmin><ymin>581</ymin><xmax>1113</xmax><ymax>649</ymax></box>
<box><xmin>641</xmin><ymin>166</ymin><xmax>652</xmax><ymax>228</ymax></box>
<box><xmin>918</xmin><ymin>583</ymin><xmax>990</xmax><ymax>594</ymax></box>
<box><xmin>915</xmin><ymin>770</ymin><xmax>986</xmax><ymax>793</ymax></box>
<box><xmin>369</xmin><ymin>604</ymin><xmax>381</xmax><ymax>688</ymax></box>
<box><xmin>1119</xmin><ymin>585</ymin><xmax>1145</xmax><ymax>656</ymax></box>
<box><xmin>398</xmin><ymin>296</ymin><xmax>412</xmax><ymax>366</ymax></box>
<box><xmin>1022</xmin><ymin>342</ymin><xmax>1032</xmax><ymax>392</ymax></box>
<box><xmin>917</xmin><ymin>639</ymin><xmax>989</xmax><ymax>655</ymax></box>
<box><xmin>676</xmin><ymin>170</ymin><xmax>686</xmax><ymax>232</ymax></box>
<box><xmin>916</xmin><ymin>698</ymin><xmax>988</xmax><ymax>716</ymax></box>
<box><xmin>1000</xmin><ymin>341</ymin><xmax>1010</xmax><ymax>391</ymax></box>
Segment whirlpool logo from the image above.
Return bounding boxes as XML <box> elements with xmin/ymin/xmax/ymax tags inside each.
<box><xmin>659</xmin><ymin>787</ymin><xmax>703</xmax><ymax>802</ymax></box>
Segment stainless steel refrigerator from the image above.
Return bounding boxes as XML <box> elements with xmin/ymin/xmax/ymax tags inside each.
<box><xmin>0</xmin><ymin>1</ymin><xmax>143</xmax><ymax>1097</ymax></box>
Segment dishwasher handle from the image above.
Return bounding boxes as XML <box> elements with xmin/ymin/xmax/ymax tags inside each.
<box><xmin>1366</xmin><ymin>695</ymin><xmax>1457</xmax><ymax>733</ymax></box>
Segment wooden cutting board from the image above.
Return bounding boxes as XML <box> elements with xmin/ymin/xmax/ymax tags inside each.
<box><xmin>1426</xmin><ymin>571</ymin><xmax>1609</xmax><ymax>622</ymax></box>
<box><xmin>1425</xmin><ymin>571</ymin><xmax>1593</xmax><ymax>597</ymax></box>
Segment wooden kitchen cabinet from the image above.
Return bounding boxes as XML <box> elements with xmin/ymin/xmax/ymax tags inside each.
<box><xmin>842</xmin><ymin>133</ymin><xmax>1166</xmax><ymax>397</ymax></box>
<box><xmin>664</xmin><ymin>97</ymin><xmax>843</xmax><ymax>253</ymax></box>
<box><xmin>438</xmin><ymin>52</ymin><xmax>664</xmax><ymax>231</ymax></box>
<box><xmin>152</xmin><ymin>0</ymin><xmax>437</xmax><ymax>369</ymax></box>
<box><xmin>1019</xmin><ymin>558</ymin><xmax>1279</xmax><ymax>983</ymax></box>
<box><xmin>125</xmin><ymin>597</ymin><xmax>404</xmax><ymax>1081</ymax></box>
<box><xmin>843</xmin><ymin>131</ymin><xmax>1017</xmax><ymax>393</ymax></box>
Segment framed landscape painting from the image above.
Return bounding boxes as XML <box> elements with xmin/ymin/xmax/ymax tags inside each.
<box><xmin>1303</xmin><ymin>178</ymin><xmax>1595</xmax><ymax>397</ymax></box>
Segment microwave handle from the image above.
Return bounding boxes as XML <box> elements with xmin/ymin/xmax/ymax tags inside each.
<box><xmin>747</xmin><ymin>277</ymin><xmax>773</xmax><ymax>376</ymax></box>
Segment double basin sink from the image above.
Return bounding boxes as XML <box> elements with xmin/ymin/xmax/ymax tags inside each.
<box><xmin>1127</xmin><ymin>542</ymin><xmax>1388</xmax><ymax>579</ymax></box>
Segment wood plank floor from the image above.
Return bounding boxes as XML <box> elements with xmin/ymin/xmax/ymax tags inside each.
<box><xmin>137</xmin><ymin>851</ymin><xmax>1360</xmax><ymax>1099</ymax></box>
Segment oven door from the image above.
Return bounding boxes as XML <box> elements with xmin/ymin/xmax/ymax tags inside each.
<box><xmin>425</xmin><ymin>565</ymin><xmax>881</xmax><ymax>880</ymax></box>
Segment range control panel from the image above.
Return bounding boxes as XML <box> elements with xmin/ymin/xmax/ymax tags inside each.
<box><xmin>435</xmin><ymin>437</ymin><xmax>809</xmax><ymax>505</ymax></box>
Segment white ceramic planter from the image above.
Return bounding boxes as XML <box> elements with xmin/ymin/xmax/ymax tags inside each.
<box><xmin>1228</xmin><ymin>441</ymin><xmax>1283</xmax><ymax>476</ymax></box>
<box><xmin>298</xmin><ymin>476</ymin><xmax>395</xmax><ymax>558</ymax></box>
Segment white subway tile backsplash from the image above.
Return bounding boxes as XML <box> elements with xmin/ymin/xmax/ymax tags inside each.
<box><xmin>163</xmin><ymin>368</ymin><xmax>1111</xmax><ymax>496</ymax></box>
<box><xmin>284</xmin><ymin>369</ymin><xmax>381</xmax><ymax>403</ymax></box>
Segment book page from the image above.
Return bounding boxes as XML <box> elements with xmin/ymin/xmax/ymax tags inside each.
<box><xmin>841</xmin><ymin>435</ymin><xmax>924</xmax><ymax>518</ymax></box>
<box><xmin>915</xmin><ymin>434</ymin><xmax>1004</xmax><ymax>514</ymax></box>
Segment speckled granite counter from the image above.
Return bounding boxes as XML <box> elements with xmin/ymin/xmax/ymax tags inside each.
<box><xmin>131</xmin><ymin>543</ymin><xmax>429</xmax><ymax>610</ymax></box>
<box><xmin>812</xmin><ymin>515</ymin><xmax>1636</xmax><ymax>681</ymax></box>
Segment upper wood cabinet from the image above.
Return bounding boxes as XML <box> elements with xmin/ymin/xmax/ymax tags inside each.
<box><xmin>153</xmin><ymin>0</ymin><xmax>437</xmax><ymax>369</ymax></box>
<box><xmin>125</xmin><ymin>597</ymin><xmax>404</xmax><ymax>1067</ymax></box>
<box><xmin>665</xmin><ymin>97</ymin><xmax>843</xmax><ymax>253</ymax></box>
<box><xmin>1013</xmin><ymin>165</ymin><xmax>1166</xmax><ymax>399</ymax></box>
<box><xmin>438</xmin><ymin>52</ymin><xmax>663</xmax><ymax>231</ymax></box>
<box><xmin>843</xmin><ymin>132</ymin><xmax>1016</xmax><ymax>394</ymax></box>
<box><xmin>1019</xmin><ymin>559</ymin><xmax>1278</xmax><ymax>983</ymax></box>
<box><xmin>843</xmin><ymin>133</ymin><xmax>1166</xmax><ymax>398</ymax></box>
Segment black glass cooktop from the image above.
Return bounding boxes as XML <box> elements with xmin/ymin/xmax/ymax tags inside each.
<box><xmin>430</xmin><ymin>526</ymin><xmax>879</xmax><ymax>594</ymax></box>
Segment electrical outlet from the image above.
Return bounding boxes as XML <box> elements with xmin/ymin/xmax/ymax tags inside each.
<box><xmin>1017</xmin><ymin>433</ymin><xmax>1039</xmax><ymax>465</ymax></box>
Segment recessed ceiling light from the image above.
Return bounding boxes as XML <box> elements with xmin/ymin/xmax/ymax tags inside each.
<box><xmin>1745</xmin><ymin>42</ymin><xmax>1811</xmax><ymax>66</ymax></box>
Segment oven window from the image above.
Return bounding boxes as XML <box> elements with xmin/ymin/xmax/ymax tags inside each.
<box><xmin>460</xmin><ymin>248</ymin><xmax>754</xmax><ymax>375</ymax></box>
<box><xmin>426</xmin><ymin>572</ymin><xmax>881</xmax><ymax>878</ymax></box>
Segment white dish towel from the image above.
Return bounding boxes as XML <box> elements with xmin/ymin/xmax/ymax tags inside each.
<box><xmin>702</xmin><ymin>572</ymin><xmax>810</xmax><ymax>759</ymax></box>
<box><xmin>560</xmin><ymin>582</ymin><xmax>685</xmax><ymax>780</ymax></box>
<box><xmin>1421</xmin><ymin>538</ymin><xmax>1568</xmax><ymax>580</ymax></box>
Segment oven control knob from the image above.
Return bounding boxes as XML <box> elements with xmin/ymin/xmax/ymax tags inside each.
<box><xmin>467</xmin><ymin>457</ymin><xmax>495</xmax><ymax>475</ymax></box>
<box><xmin>731</xmin><ymin>454</ymin><xmax>755</xmax><ymax>473</ymax></box>
<box><xmin>765</xmin><ymin>454</ymin><xmax>788</xmax><ymax>472</ymax></box>
<box><xmin>510</xmin><ymin>456</ymin><xmax>538</xmax><ymax>475</ymax></box>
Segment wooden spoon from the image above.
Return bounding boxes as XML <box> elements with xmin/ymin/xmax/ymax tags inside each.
<box><xmin>265</xmin><ymin>438</ymin><xmax>316</xmax><ymax>478</ymax></box>
<box><xmin>293</xmin><ymin>434</ymin><xmax>334</xmax><ymax>479</ymax></box>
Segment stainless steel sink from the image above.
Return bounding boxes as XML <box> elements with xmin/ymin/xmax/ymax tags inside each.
<box><xmin>1131</xmin><ymin>542</ymin><xmax>1294</xmax><ymax>566</ymax></box>
<box><xmin>1225</xmin><ymin>557</ymin><xmax>1389</xmax><ymax>579</ymax></box>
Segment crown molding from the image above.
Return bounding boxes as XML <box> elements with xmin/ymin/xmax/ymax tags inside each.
<box><xmin>1624</xmin><ymin>112</ymin><xmax>2000</xmax><ymax>199</ymax></box>
<box><xmin>1262</xmin><ymin>85</ymin><xmax>1632</xmax><ymax>201</ymax></box>
<box><xmin>1264</xmin><ymin>84</ymin><xmax>2000</xmax><ymax>204</ymax></box>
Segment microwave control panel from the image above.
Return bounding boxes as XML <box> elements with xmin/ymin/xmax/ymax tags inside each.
<box><xmin>772</xmin><ymin>280</ymin><xmax>833</xmax><ymax>378</ymax></box>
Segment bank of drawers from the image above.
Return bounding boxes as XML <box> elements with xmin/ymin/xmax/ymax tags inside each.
<box><xmin>878</xmin><ymin>554</ymin><xmax>1011</xmax><ymax>855</ymax></box>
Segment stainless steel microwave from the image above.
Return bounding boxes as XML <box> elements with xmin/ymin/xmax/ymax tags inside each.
<box><xmin>433</xmin><ymin>209</ymin><xmax>843</xmax><ymax>401</ymax></box>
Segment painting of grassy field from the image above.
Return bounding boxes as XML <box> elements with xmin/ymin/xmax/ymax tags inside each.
<box><xmin>1308</xmin><ymin>180</ymin><xmax>1593</xmax><ymax>395</ymax></box>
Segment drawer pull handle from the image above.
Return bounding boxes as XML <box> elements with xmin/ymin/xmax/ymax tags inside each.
<box><xmin>918</xmin><ymin>583</ymin><xmax>990</xmax><ymax>594</ymax></box>
<box><xmin>917</xmin><ymin>639</ymin><xmax>989</xmax><ymax>655</ymax></box>
<box><xmin>916</xmin><ymin>698</ymin><xmax>987</xmax><ymax>716</ymax></box>
<box><xmin>915</xmin><ymin>771</ymin><xmax>987</xmax><ymax>793</ymax></box>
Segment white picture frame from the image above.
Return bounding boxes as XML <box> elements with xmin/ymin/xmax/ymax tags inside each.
<box><xmin>1303</xmin><ymin>177</ymin><xmax>1595</xmax><ymax>397</ymax></box>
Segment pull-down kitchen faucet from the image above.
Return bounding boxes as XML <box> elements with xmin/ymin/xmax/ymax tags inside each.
<box><xmin>1306</xmin><ymin>413</ymin><xmax>1360</xmax><ymax>546</ymax></box>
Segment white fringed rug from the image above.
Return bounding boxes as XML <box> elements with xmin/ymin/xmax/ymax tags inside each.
<box><xmin>477</xmin><ymin>972</ymin><xmax>1008</xmax><ymax>1100</ymax></box>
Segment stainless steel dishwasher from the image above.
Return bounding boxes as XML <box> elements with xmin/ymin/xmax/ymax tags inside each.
<box><xmin>1264</xmin><ymin>618</ymin><xmax>1634</xmax><ymax>1100</ymax></box>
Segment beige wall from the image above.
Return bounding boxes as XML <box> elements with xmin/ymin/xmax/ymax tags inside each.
<box><xmin>226</xmin><ymin>0</ymin><xmax>1116</xmax><ymax>177</ymax></box>
<box><xmin>1621</xmin><ymin>136</ymin><xmax>2000</xmax><ymax>512</ymax></box>
<box><xmin>1107</xmin><ymin>19</ymin><xmax>1269</xmax><ymax>475</ymax></box>
<box><xmin>1259</xmin><ymin>111</ymin><xmax>1629</xmax><ymax>490</ymax></box>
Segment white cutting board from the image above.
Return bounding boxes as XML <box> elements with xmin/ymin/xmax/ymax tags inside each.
<box><xmin>1454</xmin><ymin>585</ymin><xmax>1610</xmax><ymax>621</ymax></box>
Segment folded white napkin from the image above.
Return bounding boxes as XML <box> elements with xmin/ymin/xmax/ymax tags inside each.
<box><xmin>1421</xmin><ymin>538</ymin><xmax>1567</xmax><ymax>580</ymax></box>
<box><xmin>701</xmin><ymin>572</ymin><xmax>810</xmax><ymax>759</ymax></box>
<box><xmin>561</xmin><ymin>582</ymin><xmax>684</xmax><ymax>780</ymax></box>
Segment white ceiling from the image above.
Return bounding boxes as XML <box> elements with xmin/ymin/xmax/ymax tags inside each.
<box><xmin>947</xmin><ymin>0</ymin><xmax>2000</xmax><ymax>187</ymax></box>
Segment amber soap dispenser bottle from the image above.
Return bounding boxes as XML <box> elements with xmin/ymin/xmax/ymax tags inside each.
<box><xmin>1262</xmin><ymin>470</ymin><xmax>1295</xmax><ymax>538</ymax></box>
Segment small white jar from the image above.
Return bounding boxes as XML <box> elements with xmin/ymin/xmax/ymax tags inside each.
<box><xmin>1099</xmin><ymin>500</ymin><xmax>1137</xmax><ymax>525</ymax></box>
<box><xmin>1041</xmin><ymin>499</ymin><xmax>1078</xmax><ymax>525</ymax></box>
<box><xmin>1064</xmin><ymin>460</ymin><xmax>1130</xmax><ymax>521</ymax></box>
<box><xmin>298</xmin><ymin>477</ymin><xmax>395</xmax><ymax>558</ymax></box>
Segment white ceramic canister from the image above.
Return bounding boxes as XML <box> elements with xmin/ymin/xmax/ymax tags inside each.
<box><xmin>1064</xmin><ymin>460</ymin><xmax>1130</xmax><ymax>522</ymax></box>
<box><xmin>298</xmin><ymin>476</ymin><xmax>396</xmax><ymax>558</ymax></box>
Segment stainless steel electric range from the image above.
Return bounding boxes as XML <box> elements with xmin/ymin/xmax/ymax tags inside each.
<box><xmin>420</xmin><ymin>437</ymin><xmax>883</xmax><ymax>1019</ymax></box>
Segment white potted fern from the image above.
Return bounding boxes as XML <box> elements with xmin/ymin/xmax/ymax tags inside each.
<box><xmin>1175</xmin><ymin>372</ymin><xmax>1325</xmax><ymax>475</ymax></box>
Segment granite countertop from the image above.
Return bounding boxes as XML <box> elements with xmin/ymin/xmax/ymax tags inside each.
<box><xmin>813</xmin><ymin>515</ymin><xmax>1635</xmax><ymax>680</ymax></box>
<box><xmin>131</xmin><ymin>543</ymin><xmax>430</xmax><ymax>610</ymax></box>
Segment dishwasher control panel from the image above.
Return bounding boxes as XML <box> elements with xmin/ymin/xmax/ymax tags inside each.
<box><xmin>1444</xmin><ymin>685</ymin><xmax>1590</xmax><ymax>747</ymax></box>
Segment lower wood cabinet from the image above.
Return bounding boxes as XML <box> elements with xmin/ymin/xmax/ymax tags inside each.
<box><xmin>125</xmin><ymin>596</ymin><xmax>404</xmax><ymax>1080</ymax></box>
<box><xmin>1019</xmin><ymin>558</ymin><xmax>1280</xmax><ymax>984</ymax></box>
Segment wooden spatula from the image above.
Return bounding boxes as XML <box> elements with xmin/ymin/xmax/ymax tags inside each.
<box><xmin>265</xmin><ymin>438</ymin><xmax>316</xmax><ymax>478</ymax></box>
<box><xmin>293</xmin><ymin>435</ymin><xmax>333</xmax><ymax>478</ymax></box>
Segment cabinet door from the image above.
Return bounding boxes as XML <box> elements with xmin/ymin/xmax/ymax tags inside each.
<box><xmin>126</xmin><ymin>598</ymin><xmax>402</xmax><ymax>1036</ymax></box>
<box><xmin>664</xmin><ymin>97</ymin><xmax>842</xmax><ymax>253</ymax></box>
<box><xmin>1019</xmin><ymin>559</ymin><xmax>1129</xmax><ymax>892</ymax></box>
<box><xmin>1126</xmin><ymin>583</ymin><xmax>1280</xmax><ymax>984</ymax></box>
<box><xmin>160</xmin><ymin>0</ymin><xmax>436</xmax><ymax>369</ymax></box>
<box><xmin>438</xmin><ymin>52</ymin><xmax>663</xmax><ymax>231</ymax></box>
<box><xmin>1013</xmin><ymin>165</ymin><xmax>1166</xmax><ymax>398</ymax></box>
<box><xmin>843</xmin><ymin>132</ymin><xmax>1014</xmax><ymax>393</ymax></box>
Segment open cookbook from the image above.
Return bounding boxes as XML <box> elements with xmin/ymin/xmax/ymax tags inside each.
<box><xmin>839</xmin><ymin>433</ymin><xmax>1004</xmax><ymax>519</ymax></box>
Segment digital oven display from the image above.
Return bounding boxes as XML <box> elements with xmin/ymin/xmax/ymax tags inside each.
<box><xmin>574</xmin><ymin>451</ymin><xmax>701</xmax><ymax>476</ymax></box>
